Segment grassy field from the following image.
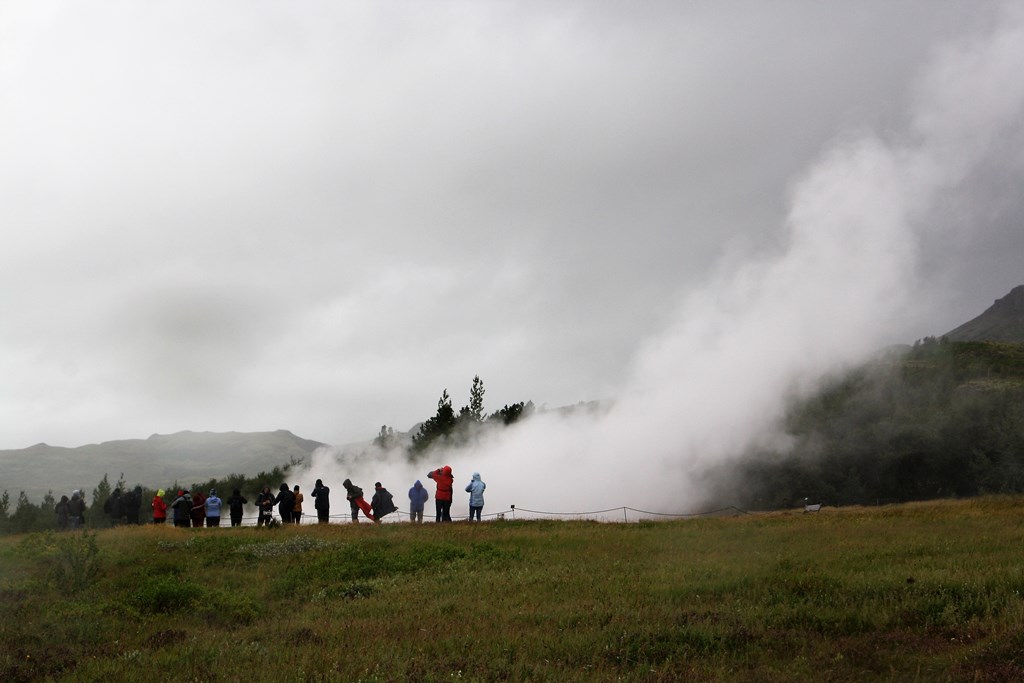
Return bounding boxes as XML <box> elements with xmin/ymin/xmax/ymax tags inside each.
<box><xmin>2</xmin><ymin>498</ymin><xmax>1023</xmax><ymax>682</ymax></box>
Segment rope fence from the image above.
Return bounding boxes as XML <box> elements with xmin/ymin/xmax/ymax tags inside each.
<box><xmin>147</xmin><ymin>503</ymin><xmax>747</xmax><ymax>527</ymax></box>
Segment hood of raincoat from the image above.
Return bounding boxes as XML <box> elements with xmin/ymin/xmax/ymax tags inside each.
<box><xmin>465</xmin><ymin>473</ymin><xmax>486</xmax><ymax>508</ymax></box>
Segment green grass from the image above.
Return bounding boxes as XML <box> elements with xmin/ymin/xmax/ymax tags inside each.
<box><xmin>2</xmin><ymin>498</ymin><xmax>1024</xmax><ymax>681</ymax></box>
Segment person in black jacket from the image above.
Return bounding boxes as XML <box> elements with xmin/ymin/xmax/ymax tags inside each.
<box><xmin>370</xmin><ymin>482</ymin><xmax>398</xmax><ymax>522</ymax></box>
<box><xmin>69</xmin><ymin>490</ymin><xmax>86</xmax><ymax>529</ymax></box>
<box><xmin>256</xmin><ymin>486</ymin><xmax>274</xmax><ymax>527</ymax></box>
<box><xmin>170</xmin><ymin>489</ymin><xmax>192</xmax><ymax>528</ymax></box>
<box><xmin>273</xmin><ymin>483</ymin><xmax>295</xmax><ymax>524</ymax></box>
<box><xmin>311</xmin><ymin>479</ymin><xmax>330</xmax><ymax>524</ymax></box>
<box><xmin>226</xmin><ymin>489</ymin><xmax>248</xmax><ymax>527</ymax></box>
<box><xmin>55</xmin><ymin>495</ymin><xmax>71</xmax><ymax>531</ymax></box>
<box><xmin>122</xmin><ymin>486</ymin><xmax>143</xmax><ymax>524</ymax></box>
<box><xmin>103</xmin><ymin>488</ymin><xmax>125</xmax><ymax>527</ymax></box>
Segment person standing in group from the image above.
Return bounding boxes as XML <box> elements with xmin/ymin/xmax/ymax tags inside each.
<box><xmin>292</xmin><ymin>484</ymin><xmax>304</xmax><ymax>524</ymax></box>
<box><xmin>205</xmin><ymin>489</ymin><xmax>222</xmax><ymax>527</ymax></box>
<box><xmin>190</xmin><ymin>489</ymin><xmax>206</xmax><ymax>528</ymax></box>
<box><xmin>274</xmin><ymin>484</ymin><xmax>295</xmax><ymax>524</ymax></box>
<box><xmin>342</xmin><ymin>479</ymin><xmax>375</xmax><ymax>522</ymax></box>
<box><xmin>370</xmin><ymin>482</ymin><xmax>398</xmax><ymax>522</ymax></box>
<box><xmin>311</xmin><ymin>479</ymin><xmax>330</xmax><ymax>524</ymax></box>
<box><xmin>465</xmin><ymin>472</ymin><xmax>486</xmax><ymax>521</ymax></box>
<box><xmin>256</xmin><ymin>485</ymin><xmax>274</xmax><ymax>527</ymax></box>
<box><xmin>69</xmin><ymin>490</ymin><xmax>86</xmax><ymax>529</ymax></box>
<box><xmin>427</xmin><ymin>465</ymin><xmax>454</xmax><ymax>522</ymax></box>
<box><xmin>104</xmin><ymin>488</ymin><xmax>124</xmax><ymax>527</ymax></box>
<box><xmin>55</xmin><ymin>495</ymin><xmax>70</xmax><ymax>531</ymax></box>
<box><xmin>122</xmin><ymin>486</ymin><xmax>143</xmax><ymax>524</ymax></box>
<box><xmin>408</xmin><ymin>480</ymin><xmax>429</xmax><ymax>523</ymax></box>
<box><xmin>226</xmin><ymin>488</ymin><xmax>248</xmax><ymax>527</ymax></box>
<box><xmin>171</xmin><ymin>490</ymin><xmax>192</xmax><ymax>528</ymax></box>
<box><xmin>152</xmin><ymin>489</ymin><xmax>168</xmax><ymax>525</ymax></box>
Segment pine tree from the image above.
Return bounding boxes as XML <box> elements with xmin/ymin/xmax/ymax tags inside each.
<box><xmin>11</xmin><ymin>491</ymin><xmax>38</xmax><ymax>533</ymax></box>
<box><xmin>410</xmin><ymin>389</ymin><xmax>457</xmax><ymax>454</ymax></box>
<box><xmin>469</xmin><ymin>375</ymin><xmax>485</xmax><ymax>422</ymax></box>
<box><xmin>374</xmin><ymin>425</ymin><xmax>397</xmax><ymax>449</ymax></box>
<box><xmin>90</xmin><ymin>474</ymin><xmax>111</xmax><ymax>524</ymax></box>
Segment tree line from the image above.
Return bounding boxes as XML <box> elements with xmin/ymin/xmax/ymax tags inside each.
<box><xmin>0</xmin><ymin>463</ymin><xmax>297</xmax><ymax>535</ymax></box>
<box><xmin>374</xmin><ymin>374</ymin><xmax>535</xmax><ymax>457</ymax></box>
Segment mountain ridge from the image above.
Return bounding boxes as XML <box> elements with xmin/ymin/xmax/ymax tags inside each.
<box><xmin>944</xmin><ymin>285</ymin><xmax>1024</xmax><ymax>343</ymax></box>
<box><xmin>0</xmin><ymin>429</ymin><xmax>325</xmax><ymax>503</ymax></box>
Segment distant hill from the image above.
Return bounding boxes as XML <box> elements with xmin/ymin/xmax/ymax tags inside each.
<box><xmin>0</xmin><ymin>430</ymin><xmax>325</xmax><ymax>502</ymax></box>
<box><xmin>944</xmin><ymin>285</ymin><xmax>1024</xmax><ymax>343</ymax></box>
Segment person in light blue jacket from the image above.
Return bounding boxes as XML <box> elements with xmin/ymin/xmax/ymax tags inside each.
<box><xmin>205</xmin><ymin>489</ymin><xmax>222</xmax><ymax>527</ymax></box>
<box><xmin>465</xmin><ymin>472</ymin><xmax>486</xmax><ymax>521</ymax></box>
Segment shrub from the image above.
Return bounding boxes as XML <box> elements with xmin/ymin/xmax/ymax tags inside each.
<box><xmin>131</xmin><ymin>574</ymin><xmax>203</xmax><ymax>614</ymax></box>
<box><xmin>48</xmin><ymin>530</ymin><xmax>101</xmax><ymax>595</ymax></box>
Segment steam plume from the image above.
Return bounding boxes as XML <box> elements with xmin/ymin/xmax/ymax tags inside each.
<box><xmin>294</xmin><ymin>8</ymin><xmax>1024</xmax><ymax>518</ymax></box>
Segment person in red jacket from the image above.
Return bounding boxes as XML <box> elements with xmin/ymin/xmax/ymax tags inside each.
<box><xmin>152</xmin><ymin>489</ymin><xmax>168</xmax><ymax>525</ymax></box>
<box><xmin>427</xmin><ymin>465</ymin><xmax>454</xmax><ymax>522</ymax></box>
<box><xmin>342</xmin><ymin>479</ymin><xmax>375</xmax><ymax>523</ymax></box>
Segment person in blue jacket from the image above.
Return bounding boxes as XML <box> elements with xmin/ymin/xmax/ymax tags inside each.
<box><xmin>205</xmin><ymin>489</ymin><xmax>222</xmax><ymax>527</ymax></box>
<box><xmin>465</xmin><ymin>472</ymin><xmax>486</xmax><ymax>521</ymax></box>
<box><xmin>408</xmin><ymin>480</ymin><xmax>429</xmax><ymax>523</ymax></box>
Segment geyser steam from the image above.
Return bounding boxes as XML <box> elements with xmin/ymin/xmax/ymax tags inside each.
<box><xmin>294</xmin><ymin>8</ymin><xmax>1024</xmax><ymax>519</ymax></box>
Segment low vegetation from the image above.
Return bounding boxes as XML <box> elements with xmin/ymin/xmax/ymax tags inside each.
<box><xmin>2</xmin><ymin>497</ymin><xmax>1023</xmax><ymax>681</ymax></box>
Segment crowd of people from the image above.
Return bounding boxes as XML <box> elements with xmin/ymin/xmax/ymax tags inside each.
<box><xmin>52</xmin><ymin>465</ymin><xmax>488</xmax><ymax>529</ymax></box>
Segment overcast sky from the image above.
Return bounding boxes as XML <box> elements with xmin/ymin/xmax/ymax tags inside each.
<box><xmin>2</xmin><ymin>1</ymin><xmax>1022</xmax><ymax>452</ymax></box>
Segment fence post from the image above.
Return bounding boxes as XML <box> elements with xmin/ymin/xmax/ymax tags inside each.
<box><xmin>623</xmin><ymin>507</ymin><xmax>627</xmax><ymax>523</ymax></box>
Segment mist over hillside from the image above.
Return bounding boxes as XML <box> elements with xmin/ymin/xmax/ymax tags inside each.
<box><xmin>699</xmin><ymin>338</ymin><xmax>1024</xmax><ymax>510</ymax></box>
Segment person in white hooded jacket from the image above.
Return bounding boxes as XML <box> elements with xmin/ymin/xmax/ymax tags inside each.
<box><xmin>465</xmin><ymin>472</ymin><xmax>486</xmax><ymax>521</ymax></box>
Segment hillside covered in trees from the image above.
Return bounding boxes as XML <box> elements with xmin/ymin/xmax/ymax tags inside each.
<box><xmin>704</xmin><ymin>338</ymin><xmax>1024</xmax><ymax>510</ymax></box>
